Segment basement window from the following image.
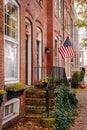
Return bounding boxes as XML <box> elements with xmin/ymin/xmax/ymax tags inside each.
<box><xmin>2</xmin><ymin>98</ymin><xmax>20</xmax><ymax>125</ymax></box>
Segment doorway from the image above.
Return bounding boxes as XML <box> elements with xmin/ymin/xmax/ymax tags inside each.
<box><xmin>25</xmin><ymin>20</ymin><xmax>31</xmax><ymax>85</ymax></box>
<box><xmin>36</xmin><ymin>28</ymin><xmax>42</xmax><ymax>80</ymax></box>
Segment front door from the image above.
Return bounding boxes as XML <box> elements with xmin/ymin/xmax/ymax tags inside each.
<box><xmin>36</xmin><ymin>40</ymin><xmax>42</xmax><ymax>80</ymax></box>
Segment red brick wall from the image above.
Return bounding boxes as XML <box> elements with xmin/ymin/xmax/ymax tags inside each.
<box><xmin>0</xmin><ymin>0</ymin><xmax>4</xmax><ymax>129</ymax></box>
<box><xmin>20</xmin><ymin>0</ymin><xmax>26</xmax><ymax>84</ymax></box>
<box><xmin>0</xmin><ymin>0</ymin><xmax>4</xmax><ymax>89</ymax></box>
<box><xmin>25</xmin><ymin>0</ymin><xmax>47</xmax><ymax>83</ymax></box>
<box><xmin>2</xmin><ymin>0</ymin><xmax>47</xmax><ymax>128</ymax></box>
<box><xmin>15</xmin><ymin>0</ymin><xmax>25</xmax><ymax>120</ymax></box>
<box><xmin>47</xmin><ymin>0</ymin><xmax>53</xmax><ymax>70</ymax></box>
<box><xmin>1</xmin><ymin>0</ymin><xmax>26</xmax><ymax>128</ymax></box>
<box><xmin>47</xmin><ymin>0</ymin><xmax>64</xmax><ymax>70</ymax></box>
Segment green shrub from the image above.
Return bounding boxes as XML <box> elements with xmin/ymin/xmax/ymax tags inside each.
<box><xmin>80</xmin><ymin>70</ymin><xmax>85</xmax><ymax>82</ymax></box>
<box><xmin>54</xmin><ymin>85</ymin><xmax>78</xmax><ymax>130</ymax></box>
<box><xmin>68</xmin><ymin>92</ymin><xmax>78</xmax><ymax>106</ymax></box>
<box><xmin>72</xmin><ymin>72</ymin><xmax>80</xmax><ymax>84</ymax></box>
<box><xmin>71</xmin><ymin>71</ymin><xmax>80</xmax><ymax>88</ymax></box>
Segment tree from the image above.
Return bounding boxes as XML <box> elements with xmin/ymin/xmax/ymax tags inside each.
<box><xmin>72</xmin><ymin>0</ymin><xmax>87</xmax><ymax>46</ymax></box>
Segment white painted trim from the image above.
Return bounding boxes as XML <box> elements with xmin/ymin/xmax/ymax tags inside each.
<box><xmin>25</xmin><ymin>19</ymin><xmax>31</xmax><ymax>85</ymax></box>
<box><xmin>18</xmin><ymin>2</ymin><xmax>20</xmax><ymax>83</ymax></box>
<box><xmin>2</xmin><ymin>98</ymin><xmax>20</xmax><ymax>125</ymax></box>
<box><xmin>36</xmin><ymin>28</ymin><xmax>42</xmax><ymax>80</ymax></box>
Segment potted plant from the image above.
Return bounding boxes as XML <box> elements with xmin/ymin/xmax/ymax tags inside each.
<box><xmin>42</xmin><ymin>77</ymin><xmax>49</xmax><ymax>87</ymax></box>
<box><xmin>71</xmin><ymin>71</ymin><xmax>80</xmax><ymax>88</ymax></box>
<box><xmin>0</xmin><ymin>90</ymin><xmax>7</xmax><ymax>106</ymax></box>
<box><xmin>80</xmin><ymin>69</ymin><xmax>85</xmax><ymax>82</ymax></box>
<box><xmin>79</xmin><ymin>69</ymin><xmax>86</xmax><ymax>88</ymax></box>
<box><xmin>6</xmin><ymin>82</ymin><xmax>27</xmax><ymax>100</ymax></box>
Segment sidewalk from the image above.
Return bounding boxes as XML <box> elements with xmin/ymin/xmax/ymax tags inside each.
<box><xmin>69</xmin><ymin>86</ymin><xmax>87</xmax><ymax>130</ymax></box>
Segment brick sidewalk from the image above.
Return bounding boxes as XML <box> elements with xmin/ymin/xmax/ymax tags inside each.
<box><xmin>69</xmin><ymin>87</ymin><xmax>87</xmax><ymax>130</ymax></box>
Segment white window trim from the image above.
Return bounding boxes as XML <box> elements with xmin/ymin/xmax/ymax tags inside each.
<box><xmin>2</xmin><ymin>98</ymin><xmax>20</xmax><ymax>125</ymax></box>
<box><xmin>54</xmin><ymin>37</ymin><xmax>59</xmax><ymax>66</ymax></box>
<box><xmin>4</xmin><ymin>0</ymin><xmax>20</xmax><ymax>84</ymax></box>
<box><xmin>25</xmin><ymin>19</ymin><xmax>32</xmax><ymax>85</ymax></box>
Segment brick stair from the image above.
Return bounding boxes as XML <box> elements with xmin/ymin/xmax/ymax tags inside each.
<box><xmin>24</xmin><ymin>87</ymin><xmax>55</xmax><ymax>122</ymax></box>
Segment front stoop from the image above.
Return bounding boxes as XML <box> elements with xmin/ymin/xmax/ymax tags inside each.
<box><xmin>24</xmin><ymin>87</ymin><xmax>55</xmax><ymax>127</ymax></box>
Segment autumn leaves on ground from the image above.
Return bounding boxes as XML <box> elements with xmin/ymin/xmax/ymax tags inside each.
<box><xmin>7</xmin><ymin>84</ymin><xmax>87</xmax><ymax>130</ymax></box>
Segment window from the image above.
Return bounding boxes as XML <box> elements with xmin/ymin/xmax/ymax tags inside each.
<box><xmin>3</xmin><ymin>98</ymin><xmax>20</xmax><ymax>125</ymax></box>
<box><xmin>55</xmin><ymin>38</ymin><xmax>59</xmax><ymax>66</ymax></box>
<box><xmin>4</xmin><ymin>0</ymin><xmax>19</xmax><ymax>82</ymax></box>
<box><xmin>59</xmin><ymin>0</ymin><xmax>62</xmax><ymax>18</ymax></box>
<box><xmin>54</xmin><ymin>0</ymin><xmax>62</xmax><ymax>19</ymax></box>
<box><xmin>54</xmin><ymin>0</ymin><xmax>58</xmax><ymax>17</ymax></box>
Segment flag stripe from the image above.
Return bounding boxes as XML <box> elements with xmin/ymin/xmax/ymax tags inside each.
<box><xmin>58</xmin><ymin>37</ymin><xmax>75</xmax><ymax>58</ymax></box>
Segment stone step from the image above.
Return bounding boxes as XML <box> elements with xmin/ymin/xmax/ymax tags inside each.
<box><xmin>25</xmin><ymin>105</ymin><xmax>54</xmax><ymax>114</ymax></box>
<box><xmin>26</xmin><ymin>90</ymin><xmax>55</xmax><ymax>98</ymax></box>
<box><xmin>25</xmin><ymin>87</ymin><xmax>55</xmax><ymax>122</ymax></box>
<box><xmin>22</xmin><ymin>114</ymin><xmax>42</xmax><ymax>121</ymax></box>
<box><xmin>40</xmin><ymin>117</ymin><xmax>55</xmax><ymax>128</ymax></box>
<box><xmin>25</xmin><ymin>98</ymin><xmax>55</xmax><ymax>106</ymax></box>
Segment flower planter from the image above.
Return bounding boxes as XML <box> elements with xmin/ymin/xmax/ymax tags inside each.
<box><xmin>0</xmin><ymin>90</ymin><xmax>7</xmax><ymax>106</ymax></box>
<box><xmin>7</xmin><ymin>88</ymin><xmax>25</xmax><ymax>100</ymax></box>
<box><xmin>71</xmin><ymin>82</ymin><xmax>79</xmax><ymax>88</ymax></box>
<box><xmin>5</xmin><ymin>82</ymin><xmax>28</xmax><ymax>100</ymax></box>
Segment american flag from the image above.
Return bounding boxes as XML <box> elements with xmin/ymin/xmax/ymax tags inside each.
<box><xmin>58</xmin><ymin>37</ymin><xmax>75</xmax><ymax>58</ymax></box>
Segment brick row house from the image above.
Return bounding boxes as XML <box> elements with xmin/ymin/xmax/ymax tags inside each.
<box><xmin>0</xmin><ymin>0</ymin><xmax>79</xmax><ymax>129</ymax></box>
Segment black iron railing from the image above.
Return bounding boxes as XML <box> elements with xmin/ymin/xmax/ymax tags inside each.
<box><xmin>35</xmin><ymin>66</ymin><xmax>69</xmax><ymax>117</ymax></box>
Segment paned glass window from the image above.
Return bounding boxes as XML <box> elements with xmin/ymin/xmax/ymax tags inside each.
<box><xmin>5</xmin><ymin>2</ymin><xmax>18</xmax><ymax>39</ymax></box>
<box><xmin>55</xmin><ymin>38</ymin><xmax>59</xmax><ymax>66</ymax></box>
<box><xmin>5</xmin><ymin>40</ymin><xmax>18</xmax><ymax>80</ymax></box>
<box><xmin>4</xmin><ymin>0</ymin><xmax>19</xmax><ymax>82</ymax></box>
<box><xmin>59</xmin><ymin>0</ymin><xmax>62</xmax><ymax>18</ymax></box>
<box><xmin>3</xmin><ymin>99</ymin><xmax>20</xmax><ymax>124</ymax></box>
<box><xmin>54</xmin><ymin>0</ymin><xmax>58</xmax><ymax>17</ymax></box>
<box><xmin>4</xmin><ymin>103</ymin><xmax>13</xmax><ymax>117</ymax></box>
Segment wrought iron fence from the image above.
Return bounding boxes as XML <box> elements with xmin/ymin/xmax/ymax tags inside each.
<box><xmin>35</xmin><ymin>66</ymin><xmax>69</xmax><ymax>117</ymax></box>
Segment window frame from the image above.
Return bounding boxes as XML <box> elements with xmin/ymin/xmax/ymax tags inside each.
<box><xmin>54</xmin><ymin>0</ymin><xmax>59</xmax><ymax>18</ymax></box>
<box><xmin>3</xmin><ymin>98</ymin><xmax>20</xmax><ymax>125</ymax></box>
<box><xmin>54</xmin><ymin>37</ymin><xmax>59</xmax><ymax>66</ymax></box>
<box><xmin>4</xmin><ymin>0</ymin><xmax>20</xmax><ymax>84</ymax></box>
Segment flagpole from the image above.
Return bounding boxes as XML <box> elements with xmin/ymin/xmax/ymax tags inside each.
<box><xmin>61</xmin><ymin>36</ymin><xmax>69</xmax><ymax>46</ymax></box>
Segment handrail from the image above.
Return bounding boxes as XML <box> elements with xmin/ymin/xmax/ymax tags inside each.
<box><xmin>45</xmin><ymin>66</ymin><xmax>69</xmax><ymax>117</ymax></box>
<box><xmin>35</xmin><ymin>66</ymin><xmax>69</xmax><ymax>117</ymax></box>
<box><xmin>45</xmin><ymin>67</ymin><xmax>54</xmax><ymax>117</ymax></box>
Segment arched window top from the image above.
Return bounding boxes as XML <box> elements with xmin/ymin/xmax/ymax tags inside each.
<box><xmin>36</xmin><ymin>27</ymin><xmax>42</xmax><ymax>41</ymax></box>
<box><xmin>4</xmin><ymin>0</ymin><xmax>19</xmax><ymax>7</ymax></box>
<box><xmin>55</xmin><ymin>36</ymin><xmax>58</xmax><ymax>41</ymax></box>
<box><xmin>25</xmin><ymin>19</ymin><xmax>31</xmax><ymax>35</ymax></box>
